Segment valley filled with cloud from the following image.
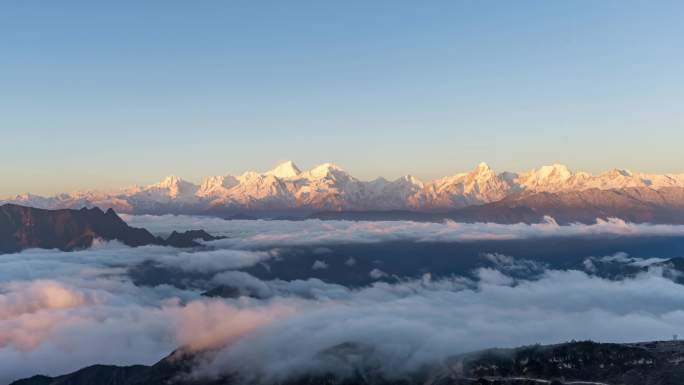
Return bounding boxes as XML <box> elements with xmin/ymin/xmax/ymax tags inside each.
<box><xmin>3</xmin><ymin>217</ymin><xmax>684</xmax><ymax>384</ymax></box>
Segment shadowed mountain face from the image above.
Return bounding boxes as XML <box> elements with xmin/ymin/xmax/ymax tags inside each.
<box><xmin>0</xmin><ymin>204</ymin><xmax>223</xmax><ymax>253</ymax></box>
<box><xmin>0</xmin><ymin>204</ymin><xmax>159</xmax><ymax>253</ymax></box>
<box><xmin>12</xmin><ymin>340</ymin><xmax>684</xmax><ymax>385</ymax></box>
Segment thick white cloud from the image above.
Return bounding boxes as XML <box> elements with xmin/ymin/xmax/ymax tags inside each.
<box><xmin>3</xmin><ymin>215</ymin><xmax>684</xmax><ymax>384</ymax></box>
<box><xmin>0</xmin><ymin>280</ymin><xmax>91</xmax><ymax>319</ymax></box>
<box><xmin>196</xmin><ymin>268</ymin><xmax>684</xmax><ymax>382</ymax></box>
<box><xmin>124</xmin><ymin>215</ymin><xmax>684</xmax><ymax>248</ymax></box>
<box><xmin>0</xmin><ymin>241</ymin><xmax>273</xmax><ymax>284</ymax></box>
<box><xmin>0</xmin><ymin>275</ymin><xmax>300</xmax><ymax>384</ymax></box>
<box><xmin>3</xmin><ymin>259</ymin><xmax>684</xmax><ymax>384</ymax></box>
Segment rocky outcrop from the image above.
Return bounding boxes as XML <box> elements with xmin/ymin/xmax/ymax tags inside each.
<box><xmin>0</xmin><ymin>204</ymin><xmax>160</xmax><ymax>253</ymax></box>
<box><xmin>0</xmin><ymin>204</ymin><xmax>223</xmax><ymax>254</ymax></box>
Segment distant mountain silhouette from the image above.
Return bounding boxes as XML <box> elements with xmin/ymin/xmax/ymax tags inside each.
<box><xmin>0</xmin><ymin>204</ymin><xmax>223</xmax><ymax>254</ymax></box>
<box><xmin>165</xmin><ymin>229</ymin><xmax>224</xmax><ymax>247</ymax></box>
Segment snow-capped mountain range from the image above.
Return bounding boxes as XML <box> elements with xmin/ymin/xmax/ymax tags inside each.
<box><xmin>4</xmin><ymin>161</ymin><xmax>684</xmax><ymax>215</ymax></box>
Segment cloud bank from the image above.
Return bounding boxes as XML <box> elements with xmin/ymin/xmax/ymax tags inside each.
<box><xmin>195</xmin><ymin>268</ymin><xmax>684</xmax><ymax>382</ymax></box>
<box><xmin>3</xmin><ymin>215</ymin><xmax>684</xmax><ymax>384</ymax></box>
<box><xmin>125</xmin><ymin>215</ymin><xmax>684</xmax><ymax>249</ymax></box>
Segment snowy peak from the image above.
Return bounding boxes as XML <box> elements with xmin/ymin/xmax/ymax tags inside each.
<box><xmin>197</xmin><ymin>175</ymin><xmax>238</xmax><ymax>197</ymax></box>
<box><xmin>400</xmin><ymin>175</ymin><xmax>424</xmax><ymax>188</ymax></box>
<box><xmin>517</xmin><ymin>164</ymin><xmax>574</xmax><ymax>191</ymax></box>
<box><xmin>264</xmin><ymin>161</ymin><xmax>301</xmax><ymax>179</ymax></box>
<box><xmin>305</xmin><ymin>163</ymin><xmax>349</xmax><ymax>180</ymax></box>
<box><xmin>469</xmin><ymin>162</ymin><xmax>497</xmax><ymax>180</ymax></box>
<box><xmin>475</xmin><ymin>162</ymin><xmax>492</xmax><ymax>173</ymax></box>
<box><xmin>524</xmin><ymin>164</ymin><xmax>573</xmax><ymax>181</ymax></box>
<box><xmin>153</xmin><ymin>175</ymin><xmax>175</xmax><ymax>188</ymax></box>
<box><xmin>4</xmin><ymin>161</ymin><xmax>684</xmax><ymax>214</ymax></box>
<box><xmin>146</xmin><ymin>175</ymin><xmax>198</xmax><ymax>199</ymax></box>
<box><xmin>151</xmin><ymin>175</ymin><xmax>187</xmax><ymax>189</ymax></box>
<box><xmin>603</xmin><ymin>168</ymin><xmax>633</xmax><ymax>178</ymax></box>
<box><xmin>536</xmin><ymin>164</ymin><xmax>572</xmax><ymax>180</ymax></box>
<box><xmin>419</xmin><ymin>163</ymin><xmax>514</xmax><ymax>209</ymax></box>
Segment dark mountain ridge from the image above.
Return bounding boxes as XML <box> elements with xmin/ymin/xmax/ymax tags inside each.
<box><xmin>12</xmin><ymin>340</ymin><xmax>684</xmax><ymax>385</ymax></box>
<box><xmin>0</xmin><ymin>204</ymin><xmax>223</xmax><ymax>254</ymax></box>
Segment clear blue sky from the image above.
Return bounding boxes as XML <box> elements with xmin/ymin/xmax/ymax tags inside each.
<box><xmin>1</xmin><ymin>0</ymin><xmax>682</xmax><ymax>196</ymax></box>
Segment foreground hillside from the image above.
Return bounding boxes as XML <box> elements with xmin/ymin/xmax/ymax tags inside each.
<box><xmin>13</xmin><ymin>340</ymin><xmax>684</xmax><ymax>385</ymax></box>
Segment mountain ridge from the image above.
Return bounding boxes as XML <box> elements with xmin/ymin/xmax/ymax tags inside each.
<box><xmin>0</xmin><ymin>204</ymin><xmax>224</xmax><ymax>254</ymax></box>
<box><xmin>4</xmin><ymin>161</ymin><xmax>684</xmax><ymax>216</ymax></box>
<box><xmin>11</xmin><ymin>340</ymin><xmax>684</xmax><ymax>385</ymax></box>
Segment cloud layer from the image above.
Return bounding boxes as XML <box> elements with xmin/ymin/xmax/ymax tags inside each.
<box><xmin>3</xmin><ymin>215</ymin><xmax>684</xmax><ymax>384</ymax></box>
<box><xmin>196</xmin><ymin>268</ymin><xmax>684</xmax><ymax>382</ymax></box>
<box><xmin>125</xmin><ymin>215</ymin><xmax>684</xmax><ymax>248</ymax></box>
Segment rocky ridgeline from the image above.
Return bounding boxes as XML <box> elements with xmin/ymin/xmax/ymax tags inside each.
<box><xmin>0</xmin><ymin>204</ymin><xmax>223</xmax><ymax>254</ymax></box>
<box><xmin>12</xmin><ymin>340</ymin><xmax>684</xmax><ymax>385</ymax></box>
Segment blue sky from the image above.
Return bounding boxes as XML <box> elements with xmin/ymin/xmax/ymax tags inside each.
<box><xmin>1</xmin><ymin>0</ymin><xmax>682</xmax><ymax>196</ymax></box>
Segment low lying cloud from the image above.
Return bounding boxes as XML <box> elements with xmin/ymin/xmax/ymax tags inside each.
<box><xmin>3</xmin><ymin>255</ymin><xmax>684</xmax><ymax>384</ymax></box>
<box><xmin>0</xmin><ymin>241</ymin><xmax>273</xmax><ymax>285</ymax></box>
<box><xmin>166</xmin><ymin>299</ymin><xmax>298</xmax><ymax>352</ymax></box>
<box><xmin>124</xmin><ymin>215</ymin><xmax>684</xmax><ymax>249</ymax></box>
<box><xmin>482</xmin><ymin>252</ymin><xmax>546</xmax><ymax>275</ymax></box>
<box><xmin>3</xmin><ymin>215</ymin><xmax>684</xmax><ymax>384</ymax></box>
<box><xmin>585</xmin><ymin>252</ymin><xmax>670</xmax><ymax>268</ymax></box>
<box><xmin>196</xmin><ymin>268</ymin><xmax>684</xmax><ymax>382</ymax></box>
<box><xmin>0</xmin><ymin>276</ymin><xmax>298</xmax><ymax>384</ymax></box>
<box><xmin>154</xmin><ymin>248</ymin><xmax>275</xmax><ymax>273</ymax></box>
<box><xmin>369</xmin><ymin>268</ymin><xmax>388</xmax><ymax>279</ymax></box>
<box><xmin>0</xmin><ymin>280</ymin><xmax>91</xmax><ymax>319</ymax></box>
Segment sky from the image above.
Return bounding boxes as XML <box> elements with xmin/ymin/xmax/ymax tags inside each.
<box><xmin>1</xmin><ymin>0</ymin><xmax>683</xmax><ymax>196</ymax></box>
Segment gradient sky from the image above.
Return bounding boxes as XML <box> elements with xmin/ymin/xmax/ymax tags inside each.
<box><xmin>1</xmin><ymin>0</ymin><xmax>683</xmax><ymax>196</ymax></box>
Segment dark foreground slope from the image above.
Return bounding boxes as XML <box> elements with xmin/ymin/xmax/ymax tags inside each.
<box><xmin>12</xmin><ymin>340</ymin><xmax>684</xmax><ymax>385</ymax></box>
<box><xmin>444</xmin><ymin>340</ymin><xmax>684</xmax><ymax>385</ymax></box>
<box><xmin>0</xmin><ymin>204</ymin><xmax>223</xmax><ymax>254</ymax></box>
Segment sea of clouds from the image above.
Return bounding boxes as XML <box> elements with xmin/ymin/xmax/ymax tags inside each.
<box><xmin>2</xmin><ymin>216</ymin><xmax>684</xmax><ymax>384</ymax></box>
<box><xmin>125</xmin><ymin>215</ymin><xmax>684</xmax><ymax>246</ymax></box>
